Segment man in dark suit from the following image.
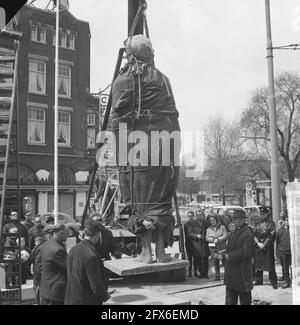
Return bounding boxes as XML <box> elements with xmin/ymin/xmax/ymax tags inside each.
<box><xmin>64</xmin><ymin>220</ymin><xmax>110</xmax><ymax>305</ymax></box>
<box><xmin>224</xmin><ymin>209</ymin><xmax>255</xmax><ymax>305</ymax></box>
<box><xmin>40</xmin><ymin>224</ymin><xmax>69</xmax><ymax>305</ymax></box>
<box><xmin>183</xmin><ymin>211</ymin><xmax>196</xmax><ymax>277</ymax></box>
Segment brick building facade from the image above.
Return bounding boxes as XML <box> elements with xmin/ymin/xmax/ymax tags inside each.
<box><xmin>4</xmin><ymin>5</ymin><xmax>99</xmax><ymax>220</ymax></box>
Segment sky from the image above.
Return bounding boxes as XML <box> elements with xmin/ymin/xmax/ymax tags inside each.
<box><xmin>32</xmin><ymin>0</ymin><xmax>300</xmax><ymax>134</ymax></box>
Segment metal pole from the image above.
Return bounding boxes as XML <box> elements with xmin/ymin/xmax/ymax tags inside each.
<box><xmin>265</xmin><ymin>0</ymin><xmax>281</xmax><ymax>224</ymax></box>
<box><xmin>54</xmin><ymin>0</ymin><xmax>60</xmax><ymax>225</ymax></box>
<box><xmin>128</xmin><ymin>0</ymin><xmax>143</xmax><ymax>36</ymax></box>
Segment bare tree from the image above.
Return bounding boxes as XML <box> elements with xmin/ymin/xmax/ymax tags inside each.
<box><xmin>241</xmin><ymin>71</ymin><xmax>300</xmax><ymax>182</ymax></box>
<box><xmin>204</xmin><ymin>115</ymin><xmax>244</xmax><ymax>201</ymax></box>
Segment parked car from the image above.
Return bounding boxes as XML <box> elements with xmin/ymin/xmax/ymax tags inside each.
<box><xmin>213</xmin><ymin>205</ymin><xmax>245</xmax><ymax>216</ymax></box>
<box><xmin>40</xmin><ymin>212</ymin><xmax>81</xmax><ymax>236</ymax></box>
<box><xmin>244</xmin><ymin>205</ymin><xmax>272</xmax><ymax>216</ymax></box>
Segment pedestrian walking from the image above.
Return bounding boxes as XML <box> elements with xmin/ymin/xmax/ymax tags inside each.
<box><xmin>206</xmin><ymin>215</ymin><xmax>227</xmax><ymax>281</ymax></box>
<box><xmin>64</xmin><ymin>220</ymin><xmax>110</xmax><ymax>305</ymax></box>
<box><xmin>253</xmin><ymin>211</ymin><xmax>278</xmax><ymax>289</ymax></box>
<box><xmin>224</xmin><ymin>209</ymin><xmax>255</xmax><ymax>305</ymax></box>
<box><xmin>186</xmin><ymin>211</ymin><xmax>210</xmax><ymax>278</ymax></box>
<box><xmin>276</xmin><ymin>212</ymin><xmax>291</xmax><ymax>289</ymax></box>
<box><xmin>40</xmin><ymin>224</ymin><xmax>69</xmax><ymax>305</ymax></box>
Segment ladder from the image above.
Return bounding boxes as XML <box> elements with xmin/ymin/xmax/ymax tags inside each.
<box><xmin>0</xmin><ymin>31</ymin><xmax>22</xmax><ymax>305</ymax></box>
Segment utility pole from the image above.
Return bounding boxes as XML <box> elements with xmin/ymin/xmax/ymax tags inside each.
<box><xmin>128</xmin><ymin>0</ymin><xmax>144</xmax><ymax>36</ymax></box>
<box><xmin>54</xmin><ymin>0</ymin><xmax>60</xmax><ymax>225</ymax></box>
<box><xmin>265</xmin><ymin>0</ymin><xmax>281</xmax><ymax>224</ymax></box>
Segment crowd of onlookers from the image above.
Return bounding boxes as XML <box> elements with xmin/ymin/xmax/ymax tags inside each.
<box><xmin>183</xmin><ymin>207</ymin><xmax>292</xmax><ymax>291</ymax></box>
<box><xmin>1</xmin><ymin>210</ymin><xmax>56</xmax><ymax>286</ymax></box>
<box><xmin>1</xmin><ymin>209</ymin><xmax>121</xmax><ymax>305</ymax></box>
<box><xmin>0</xmin><ymin>206</ymin><xmax>292</xmax><ymax>305</ymax></box>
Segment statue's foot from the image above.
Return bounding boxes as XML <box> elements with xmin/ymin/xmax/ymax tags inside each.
<box><xmin>144</xmin><ymin>255</ymin><xmax>154</xmax><ymax>264</ymax></box>
<box><xmin>135</xmin><ymin>254</ymin><xmax>145</xmax><ymax>262</ymax></box>
<box><xmin>156</xmin><ymin>254</ymin><xmax>172</xmax><ymax>263</ymax></box>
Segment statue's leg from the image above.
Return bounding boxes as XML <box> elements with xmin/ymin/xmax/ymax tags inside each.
<box><xmin>155</xmin><ymin>230</ymin><xmax>172</xmax><ymax>263</ymax></box>
<box><xmin>135</xmin><ymin>230</ymin><xmax>153</xmax><ymax>264</ymax></box>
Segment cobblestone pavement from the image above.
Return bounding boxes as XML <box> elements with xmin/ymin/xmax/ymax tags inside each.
<box><xmin>143</xmin><ymin>263</ymin><xmax>293</xmax><ymax>305</ymax></box>
<box><xmin>170</xmin><ymin>282</ymin><xmax>292</xmax><ymax>305</ymax></box>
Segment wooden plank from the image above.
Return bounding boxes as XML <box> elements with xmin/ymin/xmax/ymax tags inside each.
<box><xmin>104</xmin><ymin>287</ymin><xmax>191</xmax><ymax>305</ymax></box>
<box><xmin>110</xmin><ymin>227</ymin><xmax>180</xmax><ymax>238</ymax></box>
<box><xmin>104</xmin><ymin>258</ymin><xmax>189</xmax><ymax>277</ymax></box>
<box><xmin>110</xmin><ymin>228</ymin><xmax>135</xmax><ymax>238</ymax></box>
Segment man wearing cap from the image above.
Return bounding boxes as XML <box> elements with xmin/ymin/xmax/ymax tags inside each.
<box><xmin>64</xmin><ymin>220</ymin><xmax>110</xmax><ymax>305</ymax></box>
<box><xmin>21</xmin><ymin>210</ymin><xmax>34</xmax><ymax>235</ymax></box>
<box><xmin>40</xmin><ymin>224</ymin><xmax>69</xmax><ymax>305</ymax></box>
<box><xmin>224</xmin><ymin>209</ymin><xmax>255</xmax><ymax>305</ymax></box>
<box><xmin>90</xmin><ymin>214</ymin><xmax>121</xmax><ymax>261</ymax></box>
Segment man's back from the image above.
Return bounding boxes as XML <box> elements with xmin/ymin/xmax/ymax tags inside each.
<box><xmin>94</xmin><ymin>225</ymin><xmax>121</xmax><ymax>260</ymax></box>
<box><xmin>65</xmin><ymin>240</ymin><xmax>108</xmax><ymax>305</ymax></box>
<box><xmin>40</xmin><ymin>239</ymin><xmax>67</xmax><ymax>303</ymax></box>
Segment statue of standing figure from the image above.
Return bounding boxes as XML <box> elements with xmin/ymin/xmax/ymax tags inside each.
<box><xmin>111</xmin><ymin>34</ymin><xmax>180</xmax><ymax>263</ymax></box>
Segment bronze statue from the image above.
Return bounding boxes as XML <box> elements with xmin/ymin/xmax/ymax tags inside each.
<box><xmin>111</xmin><ymin>35</ymin><xmax>180</xmax><ymax>263</ymax></box>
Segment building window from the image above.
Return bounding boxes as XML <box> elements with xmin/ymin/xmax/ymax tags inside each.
<box><xmin>60</xmin><ymin>33</ymin><xmax>66</xmax><ymax>47</ymax></box>
<box><xmin>58</xmin><ymin>111</ymin><xmax>71</xmax><ymax>145</ymax></box>
<box><xmin>40</xmin><ymin>27</ymin><xmax>46</xmax><ymax>43</ymax></box>
<box><xmin>87</xmin><ymin>114</ymin><xmax>96</xmax><ymax>148</ymax></box>
<box><xmin>58</xmin><ymin>64</ymin><xmax>71</xmax><ymax>97</ymax></box>
<box><xmin>31</xmin><ymin>25</ymin><xmax>37</xmax><ymax>41</ymax></box>
<box><xmin>53</xmin><ymin>31</ymin><xmax>75</xmax><ymax>49</ymax></box>
<box><xmin>28</xmin><ymin>59</ymin><xmax>46</xmax><ymax>94</ymax></box>
<box><xmin>27</xmin><ymin>107</ymin><xmax>45</xmax><ymax>144</ymax></box>
<box><xmin>87</xmin><ymin>128</ymin><xmax>96</xmax><ymax>148</ymax></box>
<box><xmin>87</xmin><ymin>113</ymin><xmax>95</xmax><ymax>126</ymax></box>
<box><xmin>31</xmin><ymin>25</ymin><xmax>46</xmax><ymax>43</ymax></box>
<box><xmin>68</xmin><ymin>34</ymin><xmax>75</xmax><ymax>49</ymax></box>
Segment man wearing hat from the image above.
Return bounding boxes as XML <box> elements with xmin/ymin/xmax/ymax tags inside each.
<box><xmin>64</xmin><ymin>220</ymin><xmax>110</xmax><ymax>305</ymax></box>
<box><xmin>40</xmin><ymin>224</ymin><xmax>69</xmax><ymax>305</ymax></box>
<box><xmin>224</xmin><ymin>209</ymin><xmax>255</xmax><ymax>305</ymax></box>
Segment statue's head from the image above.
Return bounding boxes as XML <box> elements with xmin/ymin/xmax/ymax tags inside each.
<box><xmin>124</xmin><ymin>34</ymin><xmax>154</xmax><ymax>64</ymax></box>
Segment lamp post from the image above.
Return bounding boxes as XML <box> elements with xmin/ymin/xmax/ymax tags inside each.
<box><xmin>265</xmin><ymin>0</ymin><xmax>281</xmax><ymax>224</ymax></box>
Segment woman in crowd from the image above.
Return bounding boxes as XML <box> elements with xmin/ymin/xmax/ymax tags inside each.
<box><xmin>206</xmin><ymin>215</ymin><xmax>228</xmax><ymax>281</ymax></box>
<box><xmin>253</xmin><ymin>211</ymin><xmax>278</xmax><ymax>289</ymax></box>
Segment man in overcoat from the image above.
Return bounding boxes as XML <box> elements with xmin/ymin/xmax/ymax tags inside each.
<box><xmin>224</xmin><ymin>209</ymin><xmax>254</xmax><ymax>305</ymax></box>
<box><xmin>183</xmin><ymin>211</ymin><xmax>196</xmax><ymax>277</ymax></box>
<box><xmin>187</xmin><ymin>210</ymin><xmax>210</xmax><ymax>278</ymax></box>
<box><xmin>64</xmin><ymin>220</ymin><xmax>110</xmax><ymax>305</ymax></box>
<box><xmin>40</xmin><ymin>224</ymin><xmax>69</xmax><ymax>305</ymax></box>
<box><xmin>253</xmin><ymin>212</ymin><xmax>278</xmax><ymax>289</ymax></box>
